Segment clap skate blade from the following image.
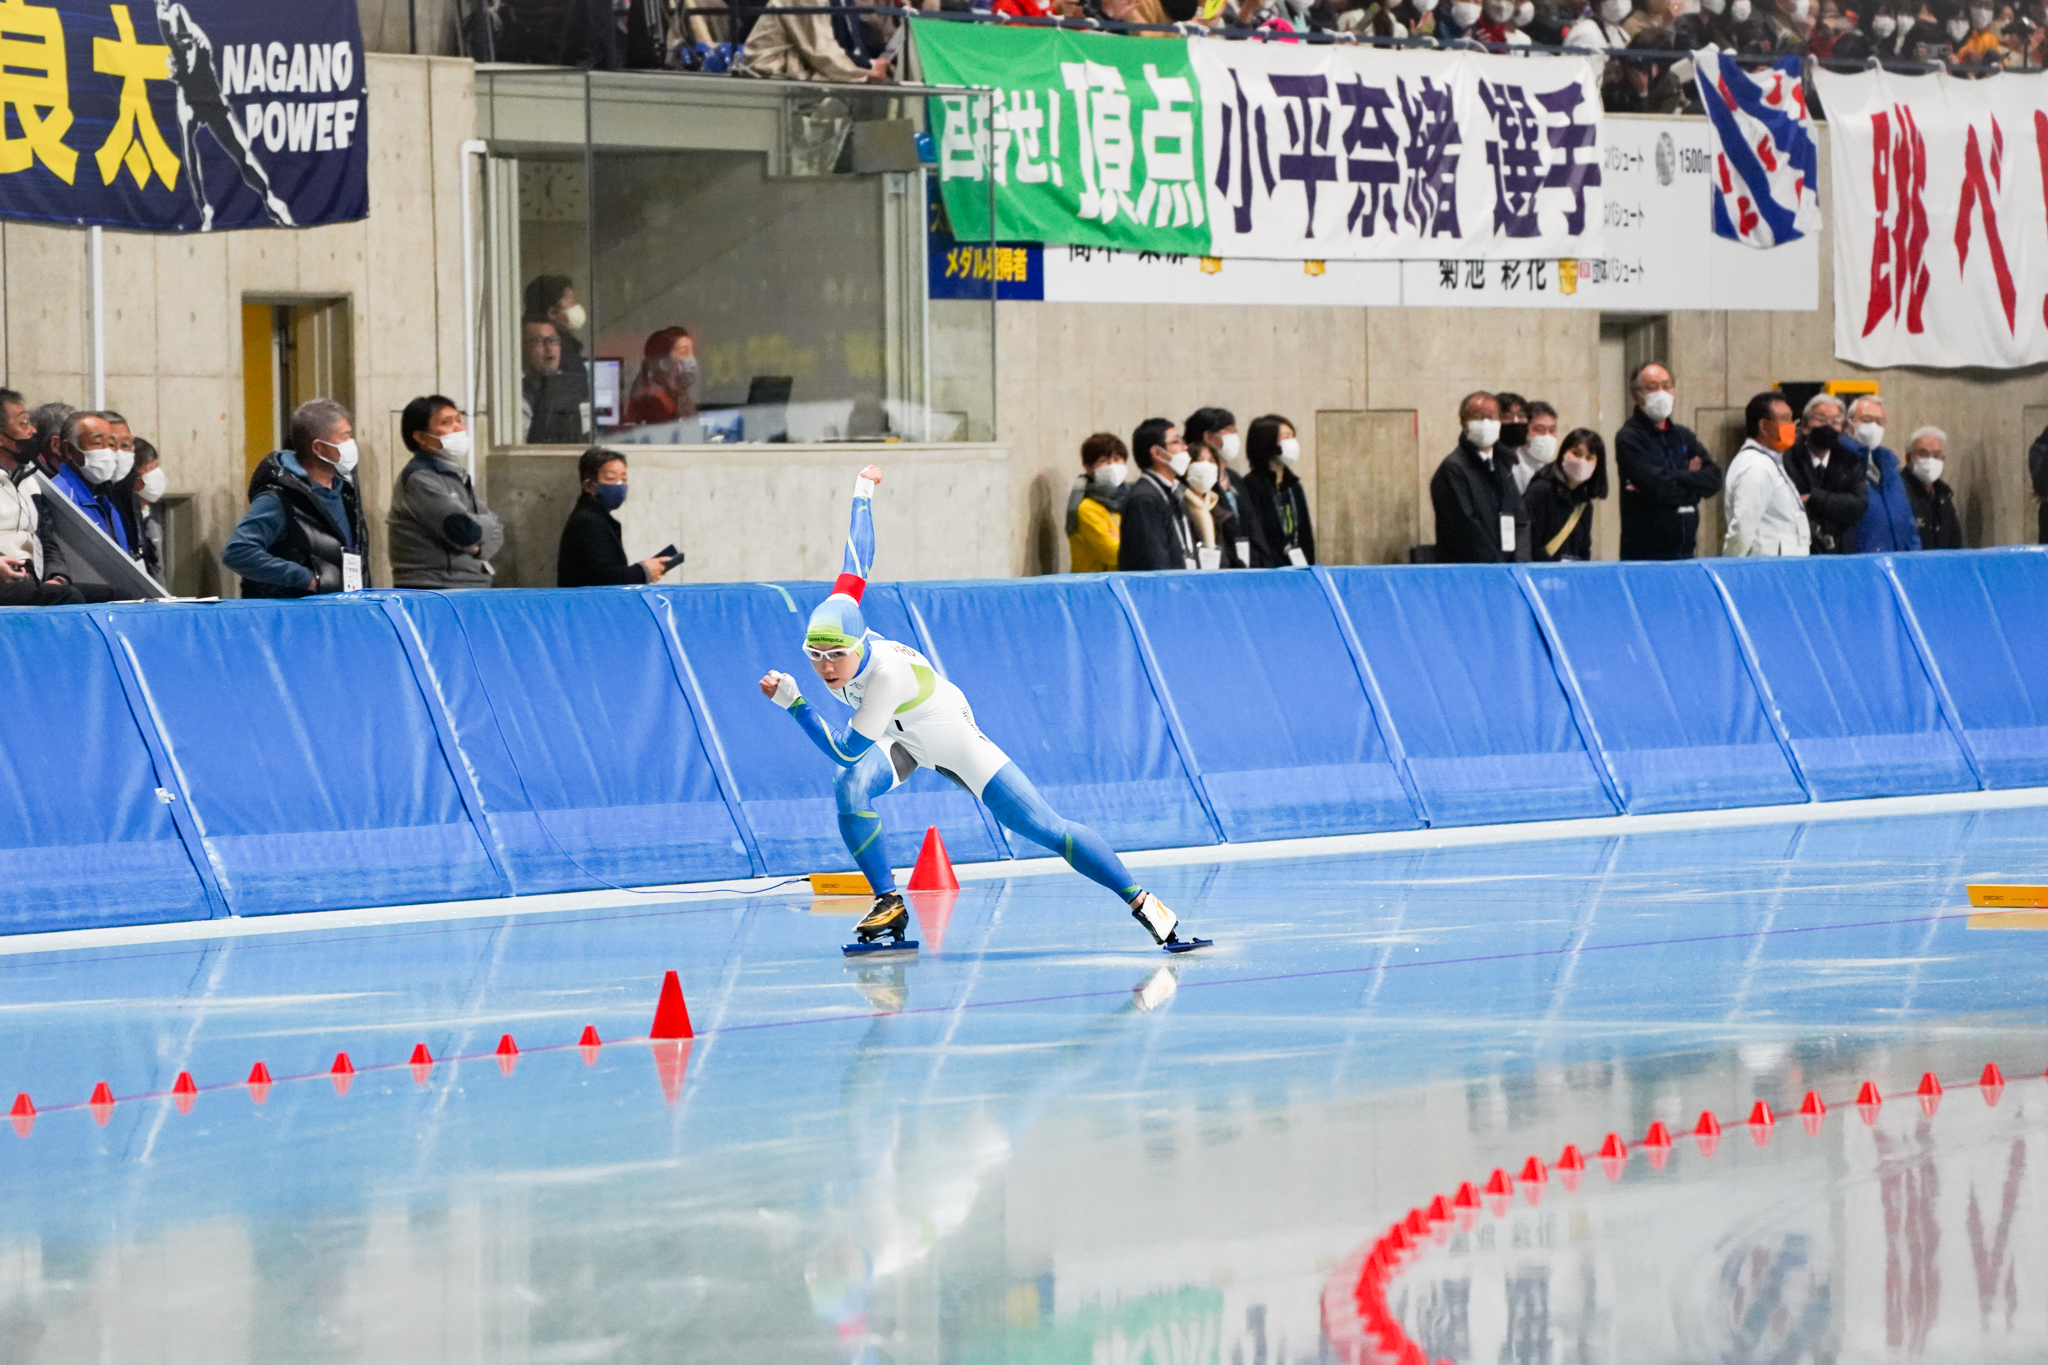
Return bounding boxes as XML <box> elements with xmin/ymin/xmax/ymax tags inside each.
<box><xmin>843</xmin><ymin>938</ymin><xmax>918</xmax><ymax>957</ymax></box>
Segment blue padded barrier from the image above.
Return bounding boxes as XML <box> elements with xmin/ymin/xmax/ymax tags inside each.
<box><xmin>1702</xmin><ymin>558</ymin><xmax>1979</xmax><ymax>800</ymax></box>
<box><xmin>97</xmin><ymin>599</ymin><xmax>510</xmax><ymax>915</ymax></box>
<box><xmin>1116</xmin><ymin>572</ymin><xmax>1421</xmax><ymax>840</ymax></box>
<box><xmin>896</xmin><ymin>577</ymin><xmax>1220</xmax><ymax>852</ymax></box>
<box><xmin>1883</xmin><ymin>547</ymin><xmax>2048</xmax><ymax>789</ymax></box>
<box><xmin>1517</xmin><ymin>563</ymin><xmax>1809</xmax><ymax>813</ymax></box>
<box><xmin>389</xmin><ymin>590</ymin><xmax>756</xmax><ymax>892</ymax></box>
<box><xmin>1323</xmin><ymin>566</ymin><xmax>1620</xmax><ymax>826</ymax></box>
<box><xmin>653</xmin><ymin>583</ymin><xmax>1010</xmax><ymax>876</ymax></box>
<box><xmin>0</xmin><ymin>611</ymin><xmax>217</xmax><ymax>932</ymax></box>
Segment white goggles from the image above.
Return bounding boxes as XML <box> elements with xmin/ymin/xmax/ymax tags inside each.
<box><xmin>803</xmin><ymin>645</ymin><xmax>860</xmax><ymax>662</ymax></box>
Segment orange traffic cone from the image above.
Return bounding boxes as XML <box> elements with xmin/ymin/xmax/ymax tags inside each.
<box><xmin>650</xmin><ymin>970</ymin><xmax>693</xmax><ymax>1039</ymax></box>
<box><xmin>906</xmin><ymin>827</ymin><xmax>959</xmax><ymax>892</ymax></box>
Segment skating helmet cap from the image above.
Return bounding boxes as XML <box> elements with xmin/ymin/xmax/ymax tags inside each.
<box><xmin>805</xmin><ymin>592</ymin><xmax>867</xmax><ymax>653</ymax></box>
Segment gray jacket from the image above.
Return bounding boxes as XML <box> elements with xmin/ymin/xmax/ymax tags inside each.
<box><xmin>387</xmin><ymin>450</ymin><xmax>504</xmax><ymax>589</ymax></box>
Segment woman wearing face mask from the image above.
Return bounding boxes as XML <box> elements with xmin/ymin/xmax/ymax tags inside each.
<box><xmin>1240</xmin><ymin>414</ymin><xmax>1314</xmax><ymax>568</ymax></box>
<box><xmin>389</xmin><ymin>395</ymin><xmax>506</xmax><ymax>590</ymax></box>
<box><xmin>1864</xmin><ymin>1</ymin><xmax>1910</xmax><ymax>53</ymax></box>
<box><xmin>557</xmin><ymin>447</ymin><xmax>674</xmax><ymax>587</ymax></box>
<box><xmin>1181</xmin><ymin>447</ymin><xmax>1249</xmax><ymax>569</ymax></box>
<box><xmin>624</xmin><ymin>326</ymin><xmax>702</xmax><ymax>429</ymax></box>
<box><xmin>124</xmin><ymin>438</ymin><xmax>166</xmax><ymax>581</ymax></box>
<box><xmin>1184</xmin><ymin>407</ymin><xmax>1251</xmax><ymax>567</ymax></box>
<box><xmin>1522</xmin><ymin>428</ymin><xmax>1608</xmax><ymax>563</ymax></box>
<box><xmin>1067</xmin><ymin>433</ymin><xmax>1129</xmax><ymax>574</ymax></box>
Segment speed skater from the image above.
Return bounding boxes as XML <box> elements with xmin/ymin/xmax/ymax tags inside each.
<box><xmin>756</xmin><ymin>466</ymin><xmax>1208</xmax><ymax>954</ymax></box>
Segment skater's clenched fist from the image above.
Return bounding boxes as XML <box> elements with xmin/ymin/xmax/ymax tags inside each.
<box><xmin>760</xmin><ymin>671</ymin><xmax>801</xmax><ymax>708</ymax></box>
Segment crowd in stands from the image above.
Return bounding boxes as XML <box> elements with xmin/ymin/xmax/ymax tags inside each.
<box><xmin>1069</xmin><ymin>370</ymin><xmax>1973</xmax><ymax>575</ymax></box>
<box><xmin>0</xmin><ymin>390</ymin><xmax>168</xmax><ymax>606</ymax></box>
<box><xmin>639</xmin><ymin>0</ymin><xmax>2048</xmax><ymax>94</ymax></box>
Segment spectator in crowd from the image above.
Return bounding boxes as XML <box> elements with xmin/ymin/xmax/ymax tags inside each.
<box><xmin>1905</xmin><ymin>0</ymin><xmax>1963</xmax><ymax>58</ymax></box>
<box><xmin>25</xmin><ymin>402</ymin><xmax>70</xmax><ymax>477</ymax></box>
<box><xmin>97</xmin><ymin>412</ymin><xmax>153</xmax><ymax>567</ymax></box>
<box><xmin>1393</xmin><ymin>0</ymin><xmax>1441</xmax><ymax>37</ymax></box>
<box><xmin>48</xmin><ymin>410</ymin><xmax>133</xmax><ymax>554</ymax></box>
<box><xmin>1804</xmin><ymin>0</ymin><xmax>1853</xmax><ymax>52</ymax></box>
<box><xmin>1491</xmin><ymin>392</ymin><xmax>1534</xmax><ymax>494</ymax></box>
<box><xmin>1692</xmin><ymin>0</ymin><xmax>1746</xmax><ymax>46</ymax></box>
<box><xmin>1518</xmin><ymin>401</ymin><xmax>1560</xmax><ymax>496</ymax></box>
<box><xmin>1439</xmin><ymin>0</ymin><xmax>1480</xmax><ymax>40</ymax></box>
<box><xmin>1623</xmin><ymin>0</ymin><xmax>1674</xmax><ymax>36</ymax></box>
<box><xmin>0</xmin><ymin>387</ymin><xmax>83</xmax><ymax>606</ymax></box>
<box><xmin>558</xmin><ymin>447</ymin><xmax>673</xmax><ymax>587</ymax></box>
<box><xmin>1184</xmin><ymin>406</ymin><xmax>1250</xmax><ymax>567</ymax></box>
<box><xmin>1784</xmin><ymin>392</ymin><xmax>1867</xmax><ymax>553</ymax></box>
<box><xmin>1903</xmin><ymin>426</ymin><xmax>1966</xmax><ymax>548</ymax></box>
<box><xmin>1612</xmin><ymin>29</ymin><xmax>1688</xmax><ymax>112</ymax></box>
<box><xmin>524</xmin><ymin>275</ymin><xmax>588</xmax><ymax>377</ymax></box>
<box><xmin>1567</xmin><ymin>0</ymin><xmax>1634</xmax><ymax>99</ymax></box>
<box><xmin>1616</xmin><ymin>361</ymin><xmax>1721</xmax><ymax>560</ymax></box>
<box><xmin>1865</xmin><ymin>0</ymin><xmax>1914</xmax><ymax>53</ymax></box>
<box><xmin>389</xmin><ymin>396</ymin><xmax>504</xmax><ymax>590</ymax></box>
<box><xmin>735</xmin><ymin>0</ymin><xmax>896</xmax><ymax>80</ymax></box>
<box><xmin>1523</xmin><ymin>427</ymin><xmax>1607</xmax><ymax>562</ymax></box>
<box><xmin>624</xmin><ymin>327</ymin><xmax>701</xmax><ymax>428</ymax></box>
<box><xmin>224</xmin><ymin>398</ymin><xmax>368</xmax><ymax>597</ymax></box>
<box><xmin>522</xmin><ymin>316</ymin><xmax>588</xmax><ymax>445</ymax></box>
<box><xmin>1956</xmin><ymin>0</ymin><xmax>2006</xmax><ymax>58</ymax></box>
<box><xmin>1067</xmin><ymin>433</ymin><xmax>1128</xmax><ymax>574</ymax></box>
<box><xmin>1182</xmin><ymin>441</ymin><xmax>1250</xmax><ymax>569</ymax></box>
<box><xmin>127</xmin><ymin>438</ymin><xmax>166</xmax><ymax>582</ymax></box>
<box><xmin>1118</xmin><ymin>418</ymin><xmax>1196</xmax><ymax>572</ymax></box>
<box><xmin>1431</xmin><ymin>391</ymin><xmax>1523</xmax><ymax>563</ymax></box>
<box><xmin>1844</xmin><ymin>394</ymin><xmax>1919</xmax><ymax>554</ymax></box>
<box><xmin>2029</xmin><ymin>415</ymin><xmax>2048</xmax><ymax>543</ymax></box>
<box><xmin>1184</xmin><ymin>407</ymin><xmax>1239</xmax><ymax>475</ymax></box>
<box><xmin>1723</xmin><ymin>391</ymin><xmax>1810</xmax><ymax>557</ymax></box>
<box><xmin>1241</xmin><ymin>415</ymin><xmax>1313</xmax><ymax>567</ymax></box>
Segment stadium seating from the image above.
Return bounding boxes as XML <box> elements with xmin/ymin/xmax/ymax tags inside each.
<box><xmin>3</xmin><ymin>546</ymin><xmax>2042</xmax><ymax>935</ymax></box>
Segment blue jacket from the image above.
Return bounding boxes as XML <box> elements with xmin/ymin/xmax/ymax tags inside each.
<box><xmin>52</xmin><ymin>462</ymin><xmax>130</xmax><ymax>553</ymax></box>
<box><xmin>1845</xmin><ymin>437</ymin><xmax>1920</xmax><ymax>554</ymax></box>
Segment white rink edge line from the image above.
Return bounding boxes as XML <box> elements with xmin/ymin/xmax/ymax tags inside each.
<box><xmin>6</xmin><ymin>784</ymin><xmax>2044</xmax><ymax>960</ymax></box>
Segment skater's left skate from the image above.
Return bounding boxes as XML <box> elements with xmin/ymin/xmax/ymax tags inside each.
<box><xmin>843</xmin><ymin>890</ymin><xmax>918</xmax><ymax>957</ymax></box>
<box><xmin>1130</xmin><ymin>891</ymin><xmax>1211</xmax><ymax>954</ymax></box>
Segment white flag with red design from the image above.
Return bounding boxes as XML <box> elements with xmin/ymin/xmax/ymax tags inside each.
<box><xmin>1815</xmin><ymin>66</ymin><xmax>2048</xmax><ymax>369</ymax></box>
<box><xmin>1694</xmin><ymin>49</ymin><xmax>1820</xmax><ymax>249</ymax></box>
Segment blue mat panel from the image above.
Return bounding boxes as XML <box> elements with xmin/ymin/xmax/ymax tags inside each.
<box><xmin>1885</xmin><ymin>548</ymin><xmax>2048</xmax><ymax>789</ymax></box>
<box><xmin>1704</xmin><ymin>558</ymin><xmax>1978</xmax><ymax>801</ymax></box>
<box><xmin>1117</xmin><ymin>572</ymin><xmax>1419</xmax><ymax>840</ymax></box>
<box><xmin>1324</xmin><ymin>566</ymin><xmax>1618</xmax><ymax>827</ymax></box>
<box><xmin>0</xmin><ymin>611</ymin><xmax>212</xmax><ymax>932</ymax></box>
<box><xmin>1520</xmin><ymin>563</ymin><xmax>1808</xmax><ymax>813</ymax></box>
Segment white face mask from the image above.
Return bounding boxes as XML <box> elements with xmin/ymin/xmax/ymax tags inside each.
<box><xmin>1415</xmin><ymin>0</ymin><xmax>1438</xmax><ymax>13</ymax></box>
<box><xmin>1093</xmin><ymin>460</ymin><xmax>1127</xmax><ymax>490</ymax></box>
<box><xmin>558</xmin><ymin>303</ymin><xmax>587</xmax><ymax>334</ymax></box>
<box><xmin>138</xmin><ymin>467</ymin><xmax>166</xmax><ymax>503</ymax></box>
<box><xmin>109</xmin><ymin>447</ymin><xmax>135</xmax><ymax>483</ymax></box>
<box><xmin>1218</xmin><ymin>432</ymin><xmax>1241</xmax><ymax>464</ymax></box>
<box><xmin>1911</xmin><ymin>455</ymin><xmax>1944</xmax><ymax>484</ymax></box>
<box><xmin>80</xmin><ymin>447</ymin><xmax>120</xmax><ymax>484</ymax></box>
<box><xmin>1166</xmin><ymin>448</ymin><xmax>1191</xmax><ymax>478</ymax></box>
<box><xmin>1790</xmin><ymin>0</ymin><xmax>1809</xmax><ymax>19</ymax></box>
<box><xmin>1278</xmin><ymin>437</ymin><xmax>1302</xmax><ymax>466</ymax></box>
<box><xmin>433</xmin><ymin>428</ymin><xmax>472</xmax><ymax>462</ymax></box>
<box><xmin>1852</xmin><ymin>421</ymin><xmax>1884</xmax><ymax>450</ymax></box>
<box><xmin>1451</xmin><ymin>0</ymin><xmax>1482</xmax><ymax>23</ymax></box>
<box><xmin>1970</xmin><ymin>6</ymin><xmax>1992</xmax><ymax>25</ymax></box>
<box><xmin>1562</xmin><ymin>452</ymin><xmax>1598</xmax><ymax>486</ymax></box>
<box><xmin>1514</xmin><ymin>0</ymin><xmax>1534</xmax><ymax>19</ymax></box>
<box><xmin>1465</xmin><ymin>418</ymin><xmax>1501</xmax><ymax>450</ymax></box>
<box><xmin>1702</xmin><ymin>0</ymin><xmax>1725</xmax><ymax>14</ymax></box>
<box><xmin>1185</xmin><ymin>461</ymin><xmax>1219</xmax><ymax>494</ymax></box>
<box><xmin>1482</xmin><ymin>0</ymin><xmax>1512</xmax><ymax>19</ymax></box>
<box><xmin>321</xmin><ymin>437</ymin><xmax>360</xmax><ymax>476</ymax></box>
<box><xmin>1947</xmin><ymin>16</ymin><xmax>1970</xmax><ymax>37</ymax></box>
<box><xmin>1730</xmin><ymin>0</ymin><xmax>1751</xmax><ymax>19</ymax></box>
<box><xmin>1640</xmin><ymin>389</ymin><xmax>1676</xmax><ymax>423</ymax></box>
<box><xmin>1526</xmin><ymin>433</ymin><xmax>1560</xmax><ymax>465</ymax></box>
<box><xmin>1602</xmin><ymin>0</ymin><xmax>1631</xmax><ymax>21</ymax></box>
<box><xmin>1871</xmin><ymin>11</ymin><xmax>1895</xmax><ymax>32</ymax></box>
<box><xmin>1518</xmin><ymin>443</ymin><xmax>1550</xmax><ymax>474</ymax></box>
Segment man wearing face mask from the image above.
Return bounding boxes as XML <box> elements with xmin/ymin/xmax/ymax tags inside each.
<box><xmin>1430</xmin><ymin>391</ymin><xmax>1525</xmax><ymax>563</ymax></box>
<box><xmin>49</xmin><ymin>411</ymin><xmax>134</xmax><ymax>554</ymax></box>
<box><xmin>1491</xmin><ymin>392</ymin><xmax>1531</xmax><ymax>491</ymax></box>
<box><xmin>1723</xmin><ymin>392</ymin><xmax>1810</xmax><ymax>557</ymax></box>
<box><xmin>1783</xmin><ymin>393</ymin><xmax>1867</xmax><ymax>554</ymax></box>
<box><xmin>1441</xmin><ymin>0</ymin><xmax>1483</xmax><ymax>39</ymax></box>
<box><xmin>1955</xmin><ymin>0</ymin><xmax>2004</xmax><ymax>60</ymax></box>
<box><xmin>389</xmin><ymin>395</ymin><xmax>504</xmax><ymax>590</ymax></box>
<box><xmin>1615</xmin><ymin>362</ymin><xmax>1721</xmax><ymax>560</ymax></box>
<box><xmin>1843</xmin><ymin>394</ymin><xmax>1919</xmax><ymax>554</ymax></box>
<box><xmin>223</xmin><ymin>398</ymin><xmax>371</xmax><ymax>597</ymax></box>
<box><xmin>0</xmin><ymin>388</ymin><xmax>85</xmax><ymax>606</ymax></box>
<box><xmin>1118</xmin><ymin>419</ymin><xmax>1197</xmax><ymax>573</ymax></box>
<box><xmin>1901</xmin><ymin>427</ymin><xmax>1965</xmax><ymax>549</ymax></box>
<box><xmin>1513</xmin><ymin>401</ymin><xmax>1559</xmax><ymax>495</ymax></box>
<box><xmin>1067</xmin><ymin>433</ymin><xmax>1129</xmax><ymax>574</ymax></box>
<box><xmin>558</xmin><ymin>447</ymin><xmax>673</xmax><ymax>587</ymax></box>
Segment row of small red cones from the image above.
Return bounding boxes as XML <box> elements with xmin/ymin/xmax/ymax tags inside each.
<box><xmin>1341</xmin><ymin>1064</ymin><xmax>2017</xmax><ymax>1365</ymax></box>
<box><xmin>6</xmin><ymin>970</ymin><xmax>699</xmax><ymax>1138</ymax></box>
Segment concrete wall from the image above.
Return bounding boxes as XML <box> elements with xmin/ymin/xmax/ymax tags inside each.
<box><xmin>0</xmin><ymin>54</ymin><xmax>474</xmax><ymax>597</ymax></box>
<box><xmin>487</xmin><ymin>443</ymin><xmax>1015</xmax><ymax>588</ymax></box>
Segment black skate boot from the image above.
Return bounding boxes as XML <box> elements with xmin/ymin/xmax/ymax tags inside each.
<box><xmin>844</xmin><ymin>890</ymin><xmax>918</xmax><ymax>956</ymax></box>
<box><xmin>1130</xmin><ymin>891</ymin><xmax>1211</xmax><ymax>954</ymax></box>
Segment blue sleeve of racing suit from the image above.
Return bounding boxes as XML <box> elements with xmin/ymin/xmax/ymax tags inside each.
<box><xmin>841</xmin><ymin>476</ymin><xmax>876</xmax><ymax>584</ymax></box>
<box><xmin>786</xmin><ymin>696</ymin><xmax>877</xmax><ymax>769</ymax></box>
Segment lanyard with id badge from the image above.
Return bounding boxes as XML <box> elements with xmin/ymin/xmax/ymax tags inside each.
<box><xmin>342</xmin><ymin>552</ymin><xmax>364</xmax><ymax>592</ymax></box>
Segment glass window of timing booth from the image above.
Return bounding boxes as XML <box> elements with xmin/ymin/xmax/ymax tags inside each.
<box><xmin>475</xmin><ymin>70</ymin><xmax>996</xmax><ymax>451</ymax></box>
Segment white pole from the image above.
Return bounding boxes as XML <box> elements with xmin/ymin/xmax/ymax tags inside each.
<box><xmin>459</xmin><ymin>139</ymin><xmax>488</xmax><ymax>482</ymax></box>
<box><xmin>88</xmin><ymin>226</ymin><xmax>105</xmax><ymax>410</ymax></box>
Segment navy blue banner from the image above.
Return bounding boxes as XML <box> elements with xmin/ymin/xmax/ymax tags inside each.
<box><xmin>0</xmin><ymin>0</ymin><xmax>366</xmax><ymax>232</ymax></box>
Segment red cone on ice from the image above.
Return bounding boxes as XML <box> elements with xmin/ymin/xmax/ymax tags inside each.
<box><xmin>1982</xmin><ymin>1062</ymin><xmax>2005</xmax><ymax>1106</ymax></box>
<box><xmin>1916</xmin><ymin>1071</ymin><xmax>1943</xmax><ymax>1114</ymax></box>
<box><xmin>89</xmin><ymin>1081</ymin><xmax>114</xmax><ymax>1126</ymax></box>
<box><xmin>1798</xmin><ymin>1090</ymin><xmax>1826</xmax><ymax>1137</ymax></box>
<box><xmin>410</xmin><ymin>1044</ymin><xmax>434</xmax><ymax>1086</ymax></box>
<box><xmin>1483</xmin><ymin>1167</ymin><xmax>1513</xmax><ymax>1214</ymax></box>
<box><xmin>1598</xmin><ymin>1132</ymin><xmax>1627</xmax><ymax>1183</ymax></box>
<box><xmin>1451</xmin><ymin>1180</ymin><xmax>1480</xmax><ymax>1228</ymax></box>
<box><xmin>172</xmin><ymin>1071</ymin><xmax>198</xmax><ymax>1115</ymax></box>
<box><xmin>1519</xmin><ymin>1155</ymin><xmax>1548</xmax><ymax>1184</ymax></box>
<box><xmin>1747</xmin><ymin>1101</ymin><xmax>1775</xmax><ymax>1147</ymax></box>
<box><xmin>1693</xmin><ymin>1110</ymin><xmax>1721</xmax><ymax>1159</ymax></box>
<box><xmin>1556</xmin><ymin>1143</ymin><xmax>1585</xmax><ymax>1192</ymax></box>
<box><xmin>1856</xmin><ymin>1079</ymin><xmax>1883</xmax><ymax>1123</ymax></box>
<box><xmin>330</xmin><ymin>1051</ymin><xmax>355</xmax><ymax>1096</ymax></box>
<box><xmin>1643</xmin><ymin>1121</ymin><xmax>1672</xmax><ymax>1170</ymax></box>
<box><xmin>9</xmin><ymin>1092</ymin><xmax>33</xmax><ymax>1138</ymax></box>
<box><xmin>1426</xmin><ymin>1194</ymin><xmax>1452</xmax><ymax>1222</ymax></box>
<box><xmin>906</xmin><ymin>826</ymin><xmax>959</xmax><ymax>892</ymax></box>
<box><xmin>247</xmin><ymin>1061</ymin><xmax>273</xmax><ymax>1105</ymax></box>
<box><xmin>579</xmin><ymin>1025</ymin><xmax>602</xmax><ymax>1066</ymax></box>
<box><xmin>496</xmin><ymin>1034</ymin><xmax>519</xmax><ymax>1076</ymax></box>
<box><xmin>652</xmin><ymin>1038</ymin><xmax>693</xmax><ymax>1105</ymax></box>
<box><xmin>1402</xmin><ymin>1208</ymin><xmax>1428</xmax><ymax>1238</ymax></box>
<box><xmin>650</xmin><ymin>970</ymin><xmax>694</xmax><ymax>1040</ymax></box>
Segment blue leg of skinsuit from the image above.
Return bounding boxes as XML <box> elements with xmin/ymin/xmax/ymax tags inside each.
<box><xmin>980</xmin><ymin>762</ymin><xmax>1142</xmax><ymax>905</ymax></box>
<box><xmin>836</xmin><ymin>746</ymin><xmax>901</xmax><ymax>894</ymax></box>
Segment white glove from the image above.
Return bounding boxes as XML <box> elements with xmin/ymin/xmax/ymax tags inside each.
<box><xmin>769</xmin><ymin>671</ymin><xmax>801</xmax><ymax>709</ymax></box>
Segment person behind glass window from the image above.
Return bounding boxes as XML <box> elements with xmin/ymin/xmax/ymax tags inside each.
<box><xmin>389</xmin><ymin>395</ymin><xmax>503</xmax><ymax>590</ymax></box>
<box><xmin>557</xmin><ymin>447</ymin><xmax>674</xmax><ymax>587</ymax></box>
<box><xmin>1523</xmin><ymin>427</ymin><xmax>1607</xmax><ymax>562</ymax></box>
<box><xmin>1722</xmin><ymin>392</ymin><xmax>1810</xmax><ymax>557</ymax></box>
<box><xmin>521</xmin><ymin>315</ymin><xmax>587</xmax><ymax>445</ymax></box>
<box><xmin>523</xmin><ymin>275</ymin><xmax>587</xmax><ymax>377</ymax></box>
<box><xmin>223</xmin><ymin>398</ymin><xmax>368</xmax><ymax>597</ymax></box>
<box><xmin>1902</xmin><ymin>426</ymin><xmax>1965</xmax><ymax>549</ymax></box>
<box><xmin>1067</xmin><ymin>433</ymin><xmax>1128</xmax><ymax>574</ymax></box>
<box><xmin>624</xmin><ymin>327</ymin><xmax>701</xmax><ymax>428</ymax></box>
<box><xmin>1241</xmin><ymin>414</ymin><xmax>1313</xmax><ymax>567</ymax></box>
<box><xmin>1616</xmin><ymin>361</ymin><xmax>1721</xmax><ymax>560</ymax></box>
<box><xmin>1784</xmin><ymin>392</ymin><xmax>1866</xmax><ymax>554</ymax></box>
<box><xmin>1117</xmin><ymin>418</ymin><xmax>1196</xmax><ymax>572</ymax></box>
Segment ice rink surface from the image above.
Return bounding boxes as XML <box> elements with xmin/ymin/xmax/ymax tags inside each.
<box><xmin>2</xmin><ymin>802</ymin><xmax>2046</xmax><ymax>1363</ymax></box>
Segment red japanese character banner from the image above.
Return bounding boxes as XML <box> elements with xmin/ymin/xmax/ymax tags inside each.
<box><xmin>1817</xmin><ymin>67</ymin><xmax>2048</xmax><ymax>369</ymax></box>
<box><xmin>0</xmin><ymin>0</ymin><xmax>366</xmax><ymax>233</ymax></box>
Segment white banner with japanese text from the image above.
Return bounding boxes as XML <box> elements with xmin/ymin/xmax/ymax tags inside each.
<box><xmin>916</xmin><ymin>20</ymin><xmax>1604</xmax><ymax>262</ymax></box>
<box><xmin>1816</xmin><ymin>67</ymin><xmax>2048</xmax><ymax>369</ymax></box>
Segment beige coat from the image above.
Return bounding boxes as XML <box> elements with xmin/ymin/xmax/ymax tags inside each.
<box><xmin>734</xmin><ymin>3</ymin><xmax>874</xmax><ymax>83</ymax></box>
<box><xmin>0</xmin><ymin>468</ymin><xmax>42</xmax><ymax>578</ymax></box>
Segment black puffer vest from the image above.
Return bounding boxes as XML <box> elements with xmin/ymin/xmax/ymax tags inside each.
<box><xmin>240</xmin><ymin>451</ymin><xmax>369</xmax><ymax>598</ymax></box>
